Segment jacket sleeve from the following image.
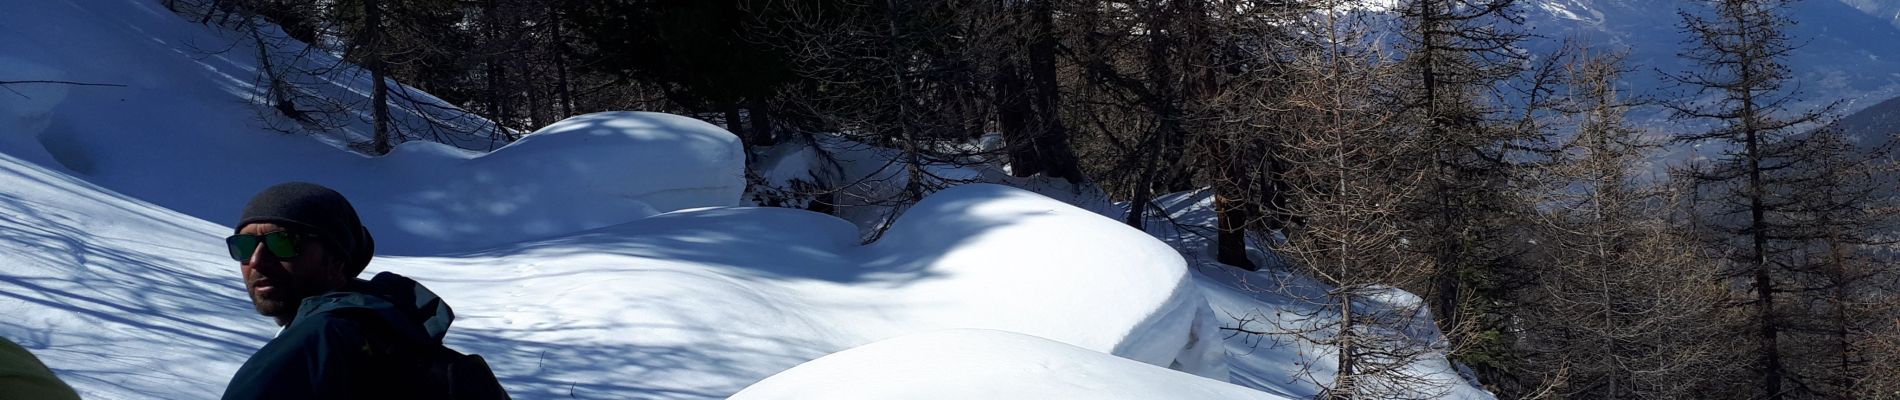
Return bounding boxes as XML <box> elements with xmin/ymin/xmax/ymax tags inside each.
<box><xmin>0</xmin><ymin>337</ymin><xmax>81</xmax><ymax>400</ymax></box>
<box><xmin>221</xmin><ymin>315</ymin><xmax>375</xmax><ymax>400</ymax></box>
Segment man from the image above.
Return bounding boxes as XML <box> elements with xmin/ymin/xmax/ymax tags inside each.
<box><xmin>222</xmin><ymin>182</ymin><xmax>495</xmax><ymax>399</ymax></box>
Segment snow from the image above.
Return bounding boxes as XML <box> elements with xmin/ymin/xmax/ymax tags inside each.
<box><xmin>729</xmin><ymin>329</ymin><xmax>1283</xmax><ymax>400</ymax></box>
<box><xmin>749</xmin><ymin>134</ymin><xmax>1123</xmax><ymax>238</ymax></box>
<box><xmin>3</xmin><ymin>0</ymin><xmax>749</xmax><ymax>253</ymax></box>
<box><xmin>366</xmin><ymin>111</ymin><xmax>745</xmax><ymax>253</ymax></box>
<box><xmin>0</xmin><ymin>142</ymin><xmax>1231</xmax><ymax>398</ymax></box>
<box><xmin>1144</xmin><ymin>191</ymin><xmax>1495</xmax><ymax>400</ymax></box>
<box><xmin>373</xmin><ymin>182</ymin><xmax>1226</xmax><ymax>398</ymax></box>
<box><xmin>0</xmin><ymin>0</ymin><xmax>1494</xmax><ymax>399</ymax></box>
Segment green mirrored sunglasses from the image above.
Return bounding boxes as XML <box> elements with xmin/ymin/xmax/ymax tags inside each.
<box><xmin>226</xmin><ymin>231</ymin><xmax>317</xmax><ymax>262</ymax></box>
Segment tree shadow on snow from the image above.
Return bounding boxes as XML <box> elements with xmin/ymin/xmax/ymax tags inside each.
<box><xmin>447</xmin><ymin>322</ymin><xmax>836</xmax><ymax>400</ymax></box>
<box><xmin>442</xmin><ymin>195</ymin><xmax>1045</xmax><ymax>288</ymax></box>
<box><xmin>0</xmin><ymin>188</ymin><xmax>272</xmax><ymax>397</ymax></box>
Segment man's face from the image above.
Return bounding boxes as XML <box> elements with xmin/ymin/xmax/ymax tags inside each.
<box><xmin>236</xmin><ymin>222</ymin><xmax>344</xmax><ymax>326</ymax></box>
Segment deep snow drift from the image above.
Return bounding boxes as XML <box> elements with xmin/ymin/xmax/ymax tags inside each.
<box><xmin>0</xmin><ymin>0</ymin><xmax>1491</xmax><ymax>399</ymax></box>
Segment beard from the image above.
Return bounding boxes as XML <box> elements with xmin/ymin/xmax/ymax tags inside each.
<box><xmin>247</xmin><ymin>279</ymin><xmax>307</xmax><ymax>325</ymax></box>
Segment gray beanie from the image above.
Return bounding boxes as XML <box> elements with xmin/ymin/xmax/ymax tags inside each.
<box><xmin>235</xmin><ymin>182</ymin><xmax>375</xmax><ymax>275</ymax></box>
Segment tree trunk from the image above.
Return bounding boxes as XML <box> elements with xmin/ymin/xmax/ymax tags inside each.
<box><xmin>748</xmin><ymin>96</ymin><xmax>775</xmax><ymax>146</ymax></box>
<box><xmin>200</xmin><ymin>0</ymin><xmax>222</xmax><ymax>24</ymax></box>
<box><xmin>551</xmin><ymin>0</ymin><xmax>574</xmax><ymax>117</ymax></box>
<box><xmin>1332</xmin><ymin>290</ymin><xmax>1357</xmax><ymax>400</ymax></box>
<box><xmin>1735</xmin><ymin>8</ymin><xmax>1783</xmax><ymax>397</ymax></box>
<box><xmin>1828</xmin><ymin>229</ymin><xmax>1855</xmax><ymax>396</ymax></box>
<box><xmin>365</xmin><ymin>0</ymin><xmax>391</xmax><ymax>155</ymax></box>
<box><xmin>1414</xmin><ymin>0</ymin><xmax>1465</xmax><ymax>347</ymax></box>
<box><xmin>1027</xmin><ymin>0</ymin><xmax>1083</xmax><ymax>183</ymax></box>
<box><xmin>995</xmin><ymin>59</ymin><xmax>1041</xmax><ymax>177</ymax></box>
<box><xmin>725</xmin><ymin>103</ymin><xmax>745</xmax><ymax>138</ymax></box>
<box><xmin>526</xmin><ymin>60</ymin><xmax>548</xmax><ymax>128</ymax></box>
<box><xmin>484</xmin><ymin>0</ymin><xmax>509</xmax><ymax>138</ymax></box>
<box><xmin>1128</xmin><ymin>0</ymin><xmax>1176</xmax><ymax>228</ymax></box>
<box><xmin>1209</xmin><ymin>134</ymin><xmax>1255</xmax><ymax>270</ymax></box>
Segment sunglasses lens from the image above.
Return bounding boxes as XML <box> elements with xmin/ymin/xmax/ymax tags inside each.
<box><xmin>227</xmin><ymin>232</ymin><xmax>304</xmax><ymax>262</ymax></box>
<box><xmin>226</xmin><ymin>235</ymin><xmax>258</xmax><ymax>261</ymax></box>
<box><xmin>263</xmin><ymin>232</ymin><xmax>301</xmax><ymax>259</ymax></box>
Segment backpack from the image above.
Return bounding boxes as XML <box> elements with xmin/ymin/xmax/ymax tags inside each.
<box><xmin>419</xmin><ymin>342</ymin><xmax>510</xmax><ymax>400</ymax></box>
<box><xmin>332</xmin><ymin>306</ymin><xmax>510</xmax><ymax>400</ymax></box>
<box><xmin>333</xmin><ymin>273</ymin><xmax>512</xmax><ymax>400</ymax></box>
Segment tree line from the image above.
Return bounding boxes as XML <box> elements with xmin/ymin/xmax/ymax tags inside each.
<box><xmin>165</xmin><ymin>0</ymin><xmax>1898</xmax><ymax>398</ymax></box>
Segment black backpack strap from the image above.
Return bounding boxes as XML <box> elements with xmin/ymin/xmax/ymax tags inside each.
<box><xmin>444</xmin><ymin>352</ymin><xmax>510</xmax><ymax>400</ymax></box>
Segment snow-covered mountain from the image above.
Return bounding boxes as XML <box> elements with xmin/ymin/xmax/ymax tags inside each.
<box><xmin>1839</xmin><ymin>92</ymin><xmax>1900</xmax><ymax>146</ymax></box>
<box><xmin>1839</xmin><ymin>0</ymin><xmax>1900</xmax><ymax>30</ymax></box>
<box><xmin>1518</xmin><ymin>0</ymin><xmax>1900</xmax><ymax>116</ymax></box>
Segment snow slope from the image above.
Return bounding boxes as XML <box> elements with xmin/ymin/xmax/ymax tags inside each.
<box><xmin>730</xmin><ymin>329</ymin><xmax>1280</xmax><ymax>400</ymax></box>
<box><xmin>0</xmin><ymin>0</ymin><xmax>746</xmax><ymax>253</ymax></box>
<box><xmin>1840</xmin><ymin>0</ymin><xmax>1900</xmax><ymax>30</ymax></box>
<box><xmin>0</xmin><ymin>119</ymin><xmax>1231</xmax><ymax>399</ymax></box>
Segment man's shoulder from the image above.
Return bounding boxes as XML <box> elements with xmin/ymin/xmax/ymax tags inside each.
<box><xmin>227</xmin><ymin>274</ymin><xmax>453</xmax><ymax>400</ymax></box>
<box><xmin>287</xmin><ymin>272</ymin><xmax>455</xmax><ymax>347</ymax></box>
<box><xmin>297</xmin><ymin>287</ymin><xmax>401</xmax><ymax>320</ymax></box>
<box><xmin>278</xmin><ymin>305</ymin><xmax>375</xmax><ymax>339</ymax></box>
<box><xmin>225</xmin><ymin>309</ymin><xmax>384</xmax><ymax>400</ymax></box>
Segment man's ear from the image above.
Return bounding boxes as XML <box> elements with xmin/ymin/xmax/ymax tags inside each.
<box><xmin>321</xmin><ymin>244</ymin><xmax>352</xmax><ymax>284</ymax></box>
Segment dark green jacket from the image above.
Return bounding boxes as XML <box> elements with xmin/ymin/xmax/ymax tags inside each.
<box><xmin>222</xmin><ymin>272</ymin><xmax>455</xmax><ymax>400</ymax></box>
<box><xmin>0</xmin><ymin>337</ymin><xmax>80</xmax><ymax>400</ymax></box>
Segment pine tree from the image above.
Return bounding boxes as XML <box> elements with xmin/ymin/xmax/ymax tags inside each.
<box><xmin>1515</xmin><ymin>49</ymin><xmax>1736</xmax><ymax>399</ymax></box>
<box><xmin>1665</xmin><ymin>1</ymin><xmax>1873</xmax><ymax>397</ymax></box>
<box><xmin>1390</xmin><ymin>0</ymin><xmax>1537</xmax><ymax>379</ymax></box>
<box><xmin>1244</xmin><ymin>5</ymin><xmax>1449</xmax><ymax>397</ymax></box>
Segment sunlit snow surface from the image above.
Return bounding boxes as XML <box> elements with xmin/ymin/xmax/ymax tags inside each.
<box><xmin>731</xmin><ymin>329</ymin><xmax>1281</xmax><ymax>400</ymax></box>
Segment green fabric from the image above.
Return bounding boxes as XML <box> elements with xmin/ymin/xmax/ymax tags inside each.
<box><xmin>0</xmin><ymin>337</ymin><xmax>81</xmax><ymax>400</ymax></box>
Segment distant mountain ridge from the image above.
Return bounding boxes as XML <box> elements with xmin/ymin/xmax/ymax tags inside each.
<box><xmin>1839</xmin><ymin>0</ymin><xmax>1900</xmax><ymax>30</ymax></box>
<box><xmin>1839</xmin><ymin>92</ymin><xmax>1900</xmax><ymax>147</ymax></box>
<box><xmin>1517</xmin><ymin>0</ymin><xmax>1900</xmax><ymax>116</ymax></box>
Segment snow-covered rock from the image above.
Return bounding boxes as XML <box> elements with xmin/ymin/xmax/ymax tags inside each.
<box><xmin>488</xmin><ymin>111</ymin><xmax>744</xmax><ymax>213</ymax></box>
<box><xmin>371</xmin><ymin>111</ymin><xmax>743</xmax><ymax>252</ymax></box>
<box><xmin>868</xmin><ymin>183</ymin><xmax>1227</xmax><ymax>378</ymax></box>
